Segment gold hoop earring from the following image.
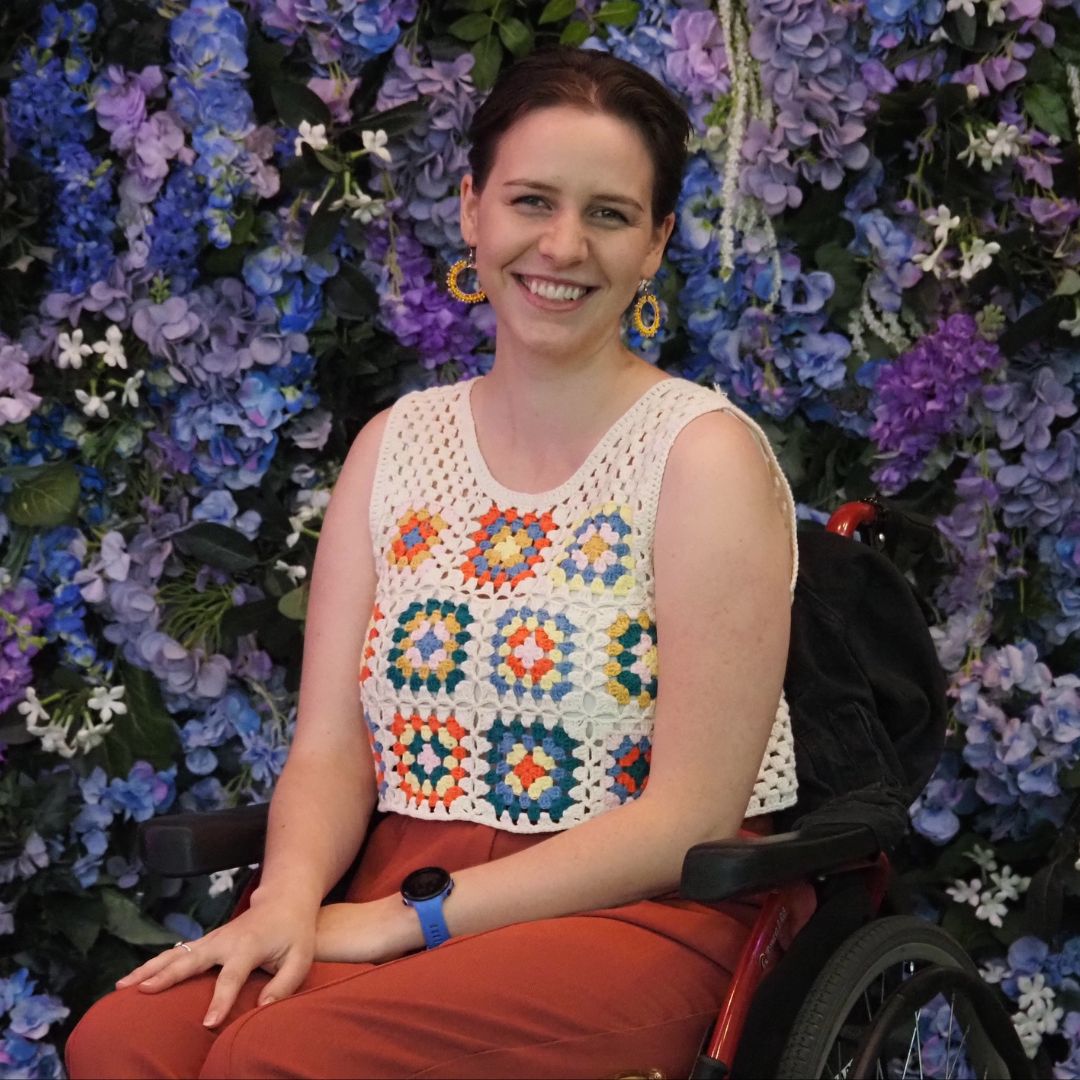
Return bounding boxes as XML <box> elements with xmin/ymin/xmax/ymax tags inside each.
<box><xmin>632</xmin><ymin>280</ymin><xmax>661</xmax><ymax>338</ymax></box>
<box><xmin>446</xmin><ymin>249</ymin><xmax>486</xmax><ymax>303</ymax></box>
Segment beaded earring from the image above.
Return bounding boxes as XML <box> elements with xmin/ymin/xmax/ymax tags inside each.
<box><xmin>632</xmin><ymin>279</ymin><xmax>661</xmax><ymax>338</ymax></box>
<box><xmin>446</xmin><ymin>249</ymin><xmax>487</xmax><ymax>303</ymax></box>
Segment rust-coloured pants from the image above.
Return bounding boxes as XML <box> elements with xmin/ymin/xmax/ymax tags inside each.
<box><xmin>66</xmin><ymin>815</ymin><xmax>759</xmax><ymax>1079</ymax></box>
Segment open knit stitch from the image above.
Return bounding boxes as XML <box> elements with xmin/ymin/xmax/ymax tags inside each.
<box><xmin>360</xmin><ymin>376</ymin><xmax>799</xmax><ymax>833</ymax></box>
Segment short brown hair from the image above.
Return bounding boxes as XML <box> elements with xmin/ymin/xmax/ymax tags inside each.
<box><xmin>467</xmin><ymin>47</ymin><xmax>691</xmax><ymax>224</ymax></box>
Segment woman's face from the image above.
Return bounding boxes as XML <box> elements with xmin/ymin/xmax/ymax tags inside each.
<box><xmin>460</xmin><ymin>106</ymin><xmax>675</xmax><ymax>364</ymax></box>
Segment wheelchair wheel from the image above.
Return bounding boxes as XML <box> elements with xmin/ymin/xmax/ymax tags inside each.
<box><xmin>776</xmin><ymin>916</ymin><xmax>1034</xmax><ymax>1079</ymax></box>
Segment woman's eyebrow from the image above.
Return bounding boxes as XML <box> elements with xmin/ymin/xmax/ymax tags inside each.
<box><xmin>503</xmin><ymin>179</ymin><xmax>644</xmax><ymax>212</ymax></box>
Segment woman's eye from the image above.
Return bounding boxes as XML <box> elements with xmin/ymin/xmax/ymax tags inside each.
<box><xmin>514</xmin><ymin>195</ymin><xmax>548</xmax><ymax>209</ymax></box>
<box><xmin>594</xmin><ymin>207</ymin><xmax>628</xmax><ymax>224</ymax></box>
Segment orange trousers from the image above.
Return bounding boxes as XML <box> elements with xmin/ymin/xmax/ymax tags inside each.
<box><xmin>66</xmin><ymin>815</ymin><xmax>759</xmax><ymax>1079</ymax></box>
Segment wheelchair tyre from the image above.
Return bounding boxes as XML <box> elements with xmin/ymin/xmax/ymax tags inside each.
<box><xmin>776</xmin><ymin>915</ymin><xmax>1033</xmax><ymax>1079</ymax></box>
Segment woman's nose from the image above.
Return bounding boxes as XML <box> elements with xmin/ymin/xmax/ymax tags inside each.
<box><xmin>537</xmin><ymin>211</ymin><xmax>587</xmax><ymax>265</ymax></box>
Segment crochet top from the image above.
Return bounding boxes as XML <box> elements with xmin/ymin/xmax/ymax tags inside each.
<box><xmin>359</xmin><ymin>376</ymin><xmax>799</xmax><ymax>833</ymax></box>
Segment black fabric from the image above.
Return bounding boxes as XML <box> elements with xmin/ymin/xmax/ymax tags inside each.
<box><xmin>773</xmin><ymin>528</ymin><xmax>947</xmax><ymax>850</ymax></box>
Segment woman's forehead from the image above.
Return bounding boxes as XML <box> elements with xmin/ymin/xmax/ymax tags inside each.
<box><xmin>486</xmin><ymin>106</ymin><xmax>654</xmax><ymax>185</ymax></box>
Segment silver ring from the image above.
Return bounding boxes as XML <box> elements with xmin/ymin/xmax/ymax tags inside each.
<box><xmin>174</xmin><ymin>941</ymin><xmax>193</xmax><ymax>953</ymax></box>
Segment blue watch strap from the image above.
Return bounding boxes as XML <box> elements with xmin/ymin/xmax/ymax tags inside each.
<box><xmin>408</xmin><ymin>893</ymin><xmax>452</xmax><ymax>949</ymax></box>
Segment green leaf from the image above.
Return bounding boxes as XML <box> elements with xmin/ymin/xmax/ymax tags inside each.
<box><xmin>595</xmin><ymin>0</ymin><xmax>640</xmax><ymax>26</ymax></box>
<box><xmin>99</xmin><ymin>662</ymin><xmax>180</xmax><ymax>776</ymax></box>
<box><xmin>470</xmin><ymin>36</ymin><xmax>504</xmax><ymax>91</ymax></box>
<box><xmin>270</xmin><ymin>82</ymin><xmax>331</xmax><ymax>128</ymax></box>
<box><xmin>45</xmin><ymin>893</ymin><xmax>103</xmax><ymax>955</ymax></box>
<box><xmin>304</xmin><ymin>203</ymin><xmax>345</xmax><ymax>257</ymax></box>
<box><xmin>220</xmin><ymin>598</ymin><xmax>279</xmax><ymax>642</ymax></box>
<box><xmin>1054</xmin><ymin>270</ymin><xmax>1080</xmax><ymax>297</ymax></box>
<box><xmin>277</xmin><ymin>584</ymin><xmax>309</xmax><ymax>621</ymax></box>
<box><xmin>1024</xmin><ymin>85</ymin><xmax>1072</xmax><ymax>142</ymax></box>
<box><xmin>539</xmin><ymin>0</ymin><xmax>575</xmax><ymax>22</ymax></box>
<box><xmin>312</xmin><ymin>150</ymin><xmax>344</xmax><ymax>174</ymax></box>
<box><xmin>950</xmin><ymin>9</ymin><xmax>976</xmax><ymax>48</ymax></box>
<box><xmin>173</xmin><ymin>523</ymin><xmax>259</xmax><ymax>573</ymax></box>
<box><xmin>498</xmin><ymin>16</ymin><xmax>533</xmax><ymax>56</ymax></box>
<box><xmin>6</xmin><ymin>462</ymin><xmax>80</xmax><ymax>527</ymax></box>
<box><xmin>559</xmin><ymin>20</ymin><xmax>591</xmax><ymax>45</ymax></box>
<box><xmin>352</xmin><ymin>99</ymin><xmax>430</xmax><ymax>140</ymax></box>
<box><xmin>326</xmin><ymin>262</ymin><xmax>378</xmax><ymax>320</ymax></box>
<box><xmin>102</xmin><ymin>889</ymin><xmax>177</xmax><ymax>946</ymax></box>
<box><xmin>449</xmin><ymin>13</ymin><xmax>493</xmax><ymax>40</ymax></box>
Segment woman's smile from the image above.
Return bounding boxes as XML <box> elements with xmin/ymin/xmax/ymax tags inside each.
<box><xmin>513</xmin><ymin>273</ymin><xmax>597</xmax><ymax>311</ymax></box>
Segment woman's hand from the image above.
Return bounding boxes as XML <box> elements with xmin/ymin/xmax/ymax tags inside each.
<box><xmin>314</xmin><ymin>895</ymin><xmax>423</xmax><ymax>964</ymax></box>
<box><xmin>114</xmin><ymin>893</ymin><xmax>320</xmax><ymax>1027</ymax></box>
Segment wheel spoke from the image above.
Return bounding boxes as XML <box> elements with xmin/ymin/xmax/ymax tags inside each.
<box><xmin>914</xmin><ymin>1009</ymin><xmax>924</xmax><ymax>1080</ymax></box>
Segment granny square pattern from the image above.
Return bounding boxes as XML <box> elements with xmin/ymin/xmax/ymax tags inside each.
<box><xmin>362</xmin><ymin>378</ymin><xmax>801</xmax><ymax>832</ymax></box>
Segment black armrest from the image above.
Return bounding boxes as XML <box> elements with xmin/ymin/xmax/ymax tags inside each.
<box><xmin>680</xmin><ymin>824</ymin><xmax>880</xmax><ymax>902</ymax></box>
<box><xmin>139</xmin><ymin>803</ymin><xmax>269</xmax><ymax>877</ymax></box>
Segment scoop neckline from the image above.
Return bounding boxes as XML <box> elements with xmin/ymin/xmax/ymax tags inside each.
<box><xmin>458</xmin><ymin>376</ymin><xmax>676</xmax><ymax>505</ymax></box>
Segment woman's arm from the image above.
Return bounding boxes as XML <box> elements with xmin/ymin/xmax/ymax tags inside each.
<box><xmin>316</xmin><ymin>408</ymin><xmax>794</xmax><ymax>959</ymax></box>
<box><xmin>250</xmin><ymin>407</ymin><xmax>391</xmax><ymax>910</ymax></box>
<box><xmin>119</xmin><ymin>408</ymin><xmax>390</xmax><ymax>1022</ymax></box>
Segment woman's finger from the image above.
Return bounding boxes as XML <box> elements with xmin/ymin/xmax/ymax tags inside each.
<box><xmin>202</xmin><ymin>958</ymin><xmax>258</xmax><ymax>1028</ymax></box>
<box><xmin>133</xmin><ymin>942</ymin><xmax>219</xmax><ymax>994</ymax></box>
<box><xmin>116</xmin><ymin>943</ymin><xmax>200</xmax><ymax>989</ymax></box>
<box><xmin>256</xmin><ymin>950</ymin><xmax>312</xmax><ymax>1008</ymax></box>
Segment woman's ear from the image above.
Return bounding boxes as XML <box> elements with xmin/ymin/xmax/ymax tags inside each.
<box><xmin>460</xmin><ymin>174</ymin><xmax>480</xmax><ymax>248</ymax></box>
<box><xmin>643</xmin><ymin>211</ymin><xmax>676</xmax><ymax>277</ymax></box>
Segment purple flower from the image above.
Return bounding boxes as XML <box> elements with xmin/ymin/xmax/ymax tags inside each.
<box><xmin>665</xmin><ymin>10</ymin><xmax>729</xmax><ymax>103</ymax></box>
<box><xmin>0</xmin><ymin>336</ymin><xmax>41</xmax><ymax>425</ymax></box>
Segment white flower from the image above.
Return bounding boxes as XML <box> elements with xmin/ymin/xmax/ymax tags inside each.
<box><xmin>16</xmin><ymin>687</ymin><xmax>49</xmax><ymax>727</ymax></box>
<box><xmin>361</xmin><ymin>128</ymin><xmax>391</xmax><ymax>163</ymax></box>
<box><xmin>330</xmin><ymin>189</ymin><xmax>383</xmax><ymax>223</ymax></box>
<box><xmin>980</xmin><ymin>959</ymin><xmax>1008</xmax><ymax>984</ymax></box>
<box><xmin>1011</xmin><ymin>1011</ymin><xmax>1043</xmax><ymax>1059</ymax></box>
<box><xmin>946</xmin><ymin>877</ymin><xmax>982</xmax><ymax>906</ymax></box>
<box><xmin>989</xmin><ymin>865</ymin><xmax>1030</xmax><ymax>901</ymax></box>
<box><xmin>1060</xmin><ymin>301</ymin><xmax>1080</xmax><ymax>338</ymax></box>
<box><xmin>986</xmin><ymin>0</ymin><xmax>1007</xmax><ymax>22</ymax></box>
<box><xmin>958</xmin><ymin>237</ymin><xmax>1001</xmax><ymax>282</ymax></box>
<box><xmin>924</xmin><ymin>204</ymin><xmax>960</xmax><ymax>244</ymax></box>
<box><xmin>294</xmin><ymin>120</ymin><xmax>329</xmax><ymax>156</ymax></box>
<box><xmin>1017</xmin><ymin>973</ymin><xmax>1056</xmax><ymax>1014</ymax></box>
<box><xmin>974</xmin><ymin>890</ymin><xmax>1008</xmax><ymax>926</ymax></box>
<box><xmin>209</xmin><ymin>868</ymin><xmax>240</xmax><ymax>897</ymax></box>
<box><xmin>122</xmin><ymin>369</ymin><xmax>146</xmax><ymax>408</ymax></box>
<box><xmin>39</xmin><ymin>723</ymin><xmax>77</xmax><ymax>758</ymax></box>
<box><xmin>75</xmin><ymin>388</ymin><xmax>117</xmax><ymax>419</ymax></box>
<box><xmin>964</xmin><ymin>844</ymin><xmax>998</xmax><ymax>872</ymax></box>
<box><xmin>56</xmin><ymin>329</ymin><xmax>93</xmax><ymax>370</ymax></box>
<box><xmin>274</xmin><ymin>559</ymin><xmax>308</xmax><ymax>585</ymax></box>
<box><xmin>87</xmin><ymin>684</ymin><xmax>128</xmax><ymax>723</ymax></box>
<box><xmin>1036</xmin><ymin>1004</ymin><xmax>1064</xmax><ymax>1035</ymax></box>
<box><xmin>92</xmin><ymin>325</ymin><xmax>128</xmax><ymax>369</ymax></box>
<box><xmin>945</xmin><ymin>0</ymin><xmax>976</xmax><ymax>14</ymax></box>
<box><xmin>74</xmin><ymin>721</ymin><xmax>112</xmax><ymax>754</ymax></box>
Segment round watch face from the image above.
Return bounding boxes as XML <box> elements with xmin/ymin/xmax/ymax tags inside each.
<box><xmin>401</xmin><ymin>865</ymin><xmax>451</xmax><ymax>902</ymax></box>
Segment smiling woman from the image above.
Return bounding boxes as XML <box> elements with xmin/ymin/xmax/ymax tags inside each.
<box><xmin>66</xmin><ymin>47</ymin><xmax>799</xmax><ymax>1080</ymax></box>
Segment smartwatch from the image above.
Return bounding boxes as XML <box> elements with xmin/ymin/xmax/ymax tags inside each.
<box><xmin>400</xmin><ymin>866</ymin><xmax>454</xmax><ymax>949</ymax></box>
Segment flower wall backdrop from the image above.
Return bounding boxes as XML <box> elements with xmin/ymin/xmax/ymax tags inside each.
<box><xmin>1</xmin><ymin>0</ymin><xmax>1080</xmax><ymax>1073</ymax></box>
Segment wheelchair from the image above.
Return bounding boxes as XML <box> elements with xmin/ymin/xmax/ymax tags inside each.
<box><xmin>138</xmin><ymin>500</ymin><xmax>1037</xmax><ymax>1079</ymax></box>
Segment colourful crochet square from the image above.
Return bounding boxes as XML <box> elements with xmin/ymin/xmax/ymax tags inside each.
<box><xmin>489</xmin><ymin>606</ymin><xmax>576</xmax><ymax>702</ymax></box>
<box><xmin>390</xmin><ymin>710</ymin><xmax>469</xmax><ymax>809</ymax></box>
<box><xmin>387</xmin><ymin>508</ymin><xmax>447</xmax><ymax>571</ymax></box>
<box><xmin>482</xmin><ymin>716</ymin><xmax>579</xmax><ymax>825</ymax></box>
<box><xmin>358</xmin><ymin>602</ymin><xmax>384</xmax><ymax>685</ymax></box>
<box><xmin>365</xmin><ymin>711</ymin><xmax>388</xmax><ymax>797</ymax></box>
<box><xmin>461</xmin><ymin>504</ymin><xmax>556</xmax><ymax>591</ymax></box>
<box><xmin>551</xmin><ymin>503</ymin><xmax>635</xmax><ymax>594</ymax></box>
<box><xmin>604</xmin><ymin>612</ymin><xmax>658</xmax><ymax>708</ymax></box>
<box><xmin>387</xmin><ymin>599</ymin><xmax>474</xmax><ymax>694</ymax></box>
<box><xmin>606</xmin><ymin>734</ymin><xmax>652</xmax><ymax>803</ymax></box>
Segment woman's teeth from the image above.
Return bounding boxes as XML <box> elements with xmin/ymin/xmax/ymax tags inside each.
<box><xmin>523</xmin><ymin>277</ymin><xmax>588</xmax><ymax>302</ymax></box>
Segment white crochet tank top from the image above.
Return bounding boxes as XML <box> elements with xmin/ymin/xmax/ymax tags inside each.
<box><xmin>360</xmin><ymin>376</ymin><xmax>799</xmax><ymax>833</ymax></box>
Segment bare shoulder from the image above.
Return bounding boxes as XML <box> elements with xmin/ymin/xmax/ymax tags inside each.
<box><xmin>664</xmin><ymin>405</ymin><xmax>782</xmax><ymax>502</ymax></box>
<box><xmin>330</xmin><ymin>406</ymin><xmax>393</xmax><ymax>503</ymax></box>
